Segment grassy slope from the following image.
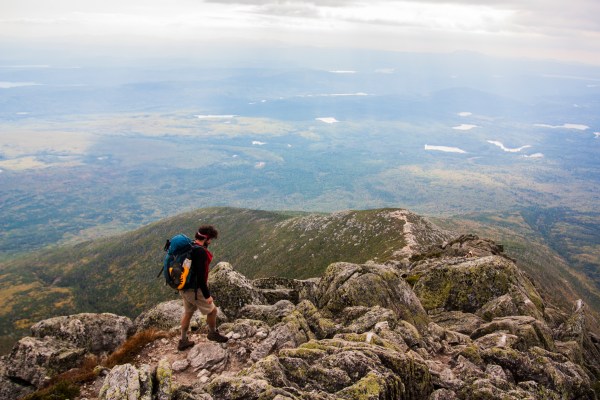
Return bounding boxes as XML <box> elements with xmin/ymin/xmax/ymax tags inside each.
<box><xmin>0</xmin><ymin>207</ymin><xmax>408</xmax><ymax>354</ymax></box>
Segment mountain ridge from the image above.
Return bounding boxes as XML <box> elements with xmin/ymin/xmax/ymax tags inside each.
<box><xmin>0</xmin><ymin>206</ymin><xmax>597</xmax><ymax>356</ymax></box>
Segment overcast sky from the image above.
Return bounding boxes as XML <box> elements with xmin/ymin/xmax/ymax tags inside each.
<box><xmin>1</xmin><ymin>0</ymin><xmax>599</xmax><ymax>65</ymax></box>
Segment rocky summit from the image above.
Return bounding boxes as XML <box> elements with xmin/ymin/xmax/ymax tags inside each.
<box><xmin>1</xmin><ymin>223</ymin><xmax>599</xmax><ymax>399</ymax></box>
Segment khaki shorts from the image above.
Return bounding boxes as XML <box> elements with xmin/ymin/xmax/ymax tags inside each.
<box><xmin>180</xmin><ymin>290</ymin><xmax>216</xmax><ymax>316</ymax></box>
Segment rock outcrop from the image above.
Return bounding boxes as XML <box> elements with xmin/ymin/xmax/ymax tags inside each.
<box><xmin>2</xmin><ymin>231</ymin><xmax>599</xmax><ymax>400</ymax></box>
<box><xmin>31</xmin><ymin>312</ymin><xmax>134</xmax><ymax>354</ymax></box>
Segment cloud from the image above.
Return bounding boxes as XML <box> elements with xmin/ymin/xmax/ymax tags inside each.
<box><xmin>425</xmin><ymin>144</ymin><xmax>467</xmax><ymax>153</ymax></box>
<box><xmin>487</xmin><ymin>140</ymin><xmax>531</xmax><ymax>153</ymax></box>
<box><xmin>316</xmin><ymin>117</ymin><xmax>339</xmax><ymax>124</ymax></box>
<box><xmin>452</xmin><ymin>124</ymin><xmax>478</xmax><ymax>131</ymax></box>
<box><xmin>524</xmin><ymin>153</ymin><xmax>544</xmax><ymax>159</ymax></box>
<box><xmin>533</xmin><ymin>123</ymin><xmax>589</xmax><ymax>130</ymax></box>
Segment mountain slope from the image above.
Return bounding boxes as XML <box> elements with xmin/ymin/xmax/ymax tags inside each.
<box><xmin>0</xmin><ymin>206</ymin><xmax>597</xmax><ymax>355</ymax></box>
<box><xmin>0</xmin><ymin>207</ymin><xmax>439</xmax><ymax>354</ymax></box>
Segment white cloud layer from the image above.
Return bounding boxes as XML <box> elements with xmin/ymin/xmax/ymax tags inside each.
<box><xmin>1</xmin><ymin>0</ymin><xmax>599</xmax><ymax>64</ymax></box>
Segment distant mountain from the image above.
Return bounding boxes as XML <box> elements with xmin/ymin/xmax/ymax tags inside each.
<box><xmin>0</xmin><ymin>207</ymin><xmax>596</xmax><ymax>355</ymax></box>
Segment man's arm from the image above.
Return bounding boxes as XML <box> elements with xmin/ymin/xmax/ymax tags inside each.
<box><xmin>192</xmin><ymin>246</ymin><xmax>211</xmax><ymax>299</ymax></box>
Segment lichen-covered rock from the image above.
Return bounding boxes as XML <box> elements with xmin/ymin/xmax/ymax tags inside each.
<box><xmin>471</xmin><ymin>316</ymin><xmax>555</xmax><ymax>352</ymax></box>
<box><xmin>481</xmin><ymin>346</ymin><xmax>596</xmax><ymax>399</ymax></box>
<box><xmin>31</xmin><ymin>313</ymin><xmax>134</xmax><ymax>354</ymax></box>
<box><xmin>99</xmin><ymin>363</ymin><xmax>153</xmax><ymax>400</ymax></box>
<box><xmin>238</xmin><ymin>300</ymin><xmax>295</xmax><ymax>326</ymax></box>
<box><xmin>156</xmin><ymin>358</ymin><xmax>173</xmax><ymax>400</ymax></box>
<box><xmin>295</xmin><ymin>300</ymin><xmax>339</xmax><ymax>339</ymax></box>
<box><xmin>206</xmin><ymin>376</ymin><xmax>276</xmax><ymax>400</ymax></box>
<box><xmin>134</xmin><ymin>299</ymin><xmax>206</xmax><ymax>332</ymax></box>
<box><xmin>412</xmin><ymin>256</ymin><xmax>544</xmax><ymax>318</ymax></box>
<box><xmin>429</xmin><ymin>310</ymin><xmax>486</xmax><ymax>335</ymax></box>
<box><xmin>5</xmin><ymin>336</ymin><xmax>86</xmax><ymax>388</ymax></box>
<box><xmin>0</xmin><ymin>359</ymin><xmax>34</xmax><ymax>400</ymax></box>
<box><xmin>187</xmin><ymin>342</ymin><xmax>228</xmax><ymax>372</ymax></box>
<box><xmin>341</xmin><ymin>306</ymin><xmax>398</xmax><ymax>334</ymax></box>
<box><xmin>317</xmin><ymin>262</ymin><xmax>429</xmax><ymax>331</ymax></box>
<box><xmin>250</xmin><ymin>309</ymin><xmax>314</xmax><ymax>361</ymax></box>
<box><xmin>208</xmin><ymin>262</ymin><xmax>266</xmax><ymax>319</ymax></box>
<box><xmin>230</xmin><ymin>337</ymin><xmax>433</xmax><ymax>399</ymax></box>
<box><xmin>556</xmin><ymin>299</ymin><xmax>600</xmax><ymax>379</ymax></box>
<box><xmin>252</xmin><ymin>276</ymin><xmax>321</xmax><ymax>306</ymax></box>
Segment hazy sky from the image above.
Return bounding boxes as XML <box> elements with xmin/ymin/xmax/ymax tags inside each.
<box><xmin>1</xmin><ymin>0</ymin><xmax>599</xmax><ymax>65</ymax></box>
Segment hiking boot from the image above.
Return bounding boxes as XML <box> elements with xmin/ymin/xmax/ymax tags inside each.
<box><xmin>177</xmin><ymin>338</ymin><xmax>195</xmax><ymax>351</ymax></box>
<box><xmin>207</xmin><ymin>330</ymin><xmax>229</xmax><ymax>343</ymax></box>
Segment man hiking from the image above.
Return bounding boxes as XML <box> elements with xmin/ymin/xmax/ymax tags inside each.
<box><xmin>178</xmin><ymin>225</ymin><xmax>228</xmax><ymax>351</ymax></box>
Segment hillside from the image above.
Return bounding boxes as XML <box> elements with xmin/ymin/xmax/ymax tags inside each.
<box><xmin>434</xmin><ymin>211</ymin><xmax>600</xmax><ymax>315</ymax></box>
<box><xmin>0</xmin><ymin>207</ymin><xmax>596</xmax><ymax>356</ymax></box>
<box><xmin>0</xmin><ymin>207</ymin><xmax>441</xmax><ymax>354</ymax></box>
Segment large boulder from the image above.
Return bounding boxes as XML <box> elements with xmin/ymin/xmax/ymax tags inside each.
<box><xmin>187</xmin><ymin>342</ymin><xmax>228</xmax><ymax>372</ymax></box>
<box><xmin>208</xmin><ymin>262</ymin><xmax>266</xmax><ymax>319</ymax></box>
<box><xmin>471</xmin><ymin>316</ymin><xmax>555</xmax><ymax>352</ymax></box>
<box><xmin>134</xmin><ymin>300</ymin><xmax>206</xmax><ymax>332</ymax></box>
<box><xmin>5</xmin><ymin>336</ymin><xmax>86</xmax><ymax>388</ymax></box>
<box><xmin>99</xmin><ymin>363</ymin><xmax>153</xmax><ymax>400</ymax></box>
<box><xmin>31</xmin><ymin>312</ymin><xmax>134</xmax><ymax>354</ymax></box>
<box><xmin>252</xmin><ymin>276</ymin><xmax>320</xmax><ymax>305</ymax></box>
<box><xmin>412</xmin><ymin>256</ymin><xmax>544</xmax><ymax>318</ymax></box>
<box><xmin>316</xmin><ymin>262</ymin><xmax>429</xmax><ymax>331</ymax></box>
<box><xmin>237</xmin><ymin>300</ymin><xmax>296</xmax><ymax>326</ymax></box>
<box><xmin>250</xmin><ymin>308</ymin><xmax>314</xmax><ymax>361</ymax></box>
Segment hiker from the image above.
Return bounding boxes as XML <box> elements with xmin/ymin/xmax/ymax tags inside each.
<box><xmin>178</xmin><ymin>225</ymin><xmax>228</xmax><ymax>350</ymax></box>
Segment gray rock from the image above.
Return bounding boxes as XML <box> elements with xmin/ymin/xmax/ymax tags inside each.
<box><xmin>99</xmin><ymin>363</ymin><xmax>153</xmax><ymax>400</ymax></box>
<box><xmin>156</xmin><ymin>358</ymin><xmax>173</xmax><ymax>400</ymax></box>
<box><xmin>246</xmin><ymin>337</ymin><xmax>433</xmax><ymax>399</ymax></box>
<box><xmin>238</xmin><ymin>300</ymin><xmax>295</xmax><ymax>326</ymax></box>
<box><xmin>412</xmin><ymin>256</ymin><xmax>544</xmax><ymax>318</ymax></box>
<box><xmin>317</xmin><ymin>262</ymin><xmax>429</xmax><ymax>331</ymax></box>
<box><xmin>471</xmin><ymin>316</ymin><xmax>555</xmax><ymax>351</ymax></box>
<box><xmin>341</xmin><ymin>306</ymin><xmax>397</xmax><ymax>334</ymax></box>
<box><xmin>474</xmin><ymin>332</ymin><xmax>521</xmax><ymax>350</ymax></box>
<box><xmin>0</xmin><ymin>359</ymin><xmax>34</xmax><ymax>400</ymax></box>
<box><xmin>429</xmin><ymin>388</ymin><xmax>457</xmax><ymax>400</ymax></box>
<box><xmin>250</xmin><ymin>317</ymin><xmax>313</xmax><ymax>362</ymax></box>
<box><xmin>5</xmin><ymin>336</ymin><xmax>85</xmax><ymax>388</ymax></box>
<box><xmin>31</xmin><ymin>312</ymin><xmax>134</xmax><ymax>354</ymax></box>
<box><xmin>252</xmin><ymin>276</ymin><xmax>320</xmax><ymax>305</ymax></box>
<box><xmin>134</xmin><ymin>300</ymin><xmax>205</xmax><ymax>332</ymax></box>
<box><xmin>172</xmin><ymin>359</ymin><xmax>190</xmax><ymax>372</ymax></box>
<box><xmin>429</xmin><ymin>310</ymin><xmax>486</xmax><ymax>335</ymax></box>
<box><xmin>295</xmin><ymin>300</ymin><xmax>339</xmax><ymax>339</ymax></box>
<box><xmin>481</xmin><ymin>346</ymin><xmax>595</xmax><ymax>399</ymax></box>
<box><xmin>208</xmin><ymin>262</ymin><xmax>266</xmax><ymax>319</ymax></box>
<box><xmin>207</xmin><ymin>376</ymin><xmax>274</xmax><ymax>400</ymax></box>
<box><xmin>188</xmin><ymin>342</ymin><xmax>228</xmax><ymax>372</ymax></box>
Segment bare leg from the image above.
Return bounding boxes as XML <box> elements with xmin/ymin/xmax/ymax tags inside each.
<box><xmin>181</xmin><ymin>311</ymin><xmax>194</xmax><ymax>340</ymax></box>
<box><xmin>207</xmin><ymin>308</ymin><xmax>217</xmax><ymax>333</ymax></box>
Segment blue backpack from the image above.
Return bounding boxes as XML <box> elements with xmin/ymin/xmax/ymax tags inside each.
<box><xmin>159</xmin><ymin>234</ymin><xmax>195</xmax><ymax>290</ymax></box>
